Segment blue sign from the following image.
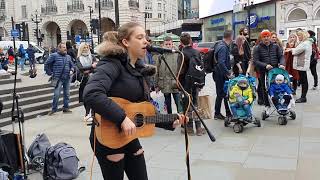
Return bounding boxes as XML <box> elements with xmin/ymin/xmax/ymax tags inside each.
<box><xmin>75</xmin><ymin>35</ymin><xmax>81</xmax><ymax>43</ymax></box>
<box><xmin>246</xmin><ymin>14</ymin><xmax>259</xmax><ymax>28</ymax></box>
<box><xmin>11</xmin><ymin>29</ymin><xmax>19</xmax><ymax>37</ymax></box>
<box><xmin>234</xmin><ymin>14</ymin><xmax>271</xmax><ymax>28</ymax></box>
<box><xmin>211</xmin><ymin>18</ymin><xmax>225</xmax><ymax>25</ymax></box>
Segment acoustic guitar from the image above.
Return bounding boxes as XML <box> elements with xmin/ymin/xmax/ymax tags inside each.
<box><xmin>94</xmin><ymin>97</ymin><xmax>179</xmax><ymax>149</ymax></box>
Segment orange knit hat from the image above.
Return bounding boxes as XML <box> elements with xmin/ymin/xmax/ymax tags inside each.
<box><xmin>261</xmin><ymin>30</ymin><xmax>271</xmax><ymax>37</ymax></box>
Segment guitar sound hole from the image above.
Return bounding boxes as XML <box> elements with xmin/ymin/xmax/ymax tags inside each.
<box><xmin>135</xmin><ymin>114</ymin><xmax>144</xmax><ymax>127</ymax></box>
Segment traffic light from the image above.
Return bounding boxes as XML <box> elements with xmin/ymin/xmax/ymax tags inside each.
<box><xmin>15</xmin><ymin>24</ymin><xmax>22</xmax><ymax>39</ymax></box>
<box><xmin>33</xmin><ymin>29</ymin><xmax>38</xmax><ymax>38</ymax></box>
<box><xmin>21</xmin><ymin>22</ymin><xmax>27</xmax><ymax>40</ymax></box>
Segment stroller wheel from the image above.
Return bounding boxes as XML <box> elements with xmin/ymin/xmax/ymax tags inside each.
<box><xmin>278</xmin><ymin>116</ymin><xmax>287</xmax><ymax>125</ymax></box>
<box><xmin>289</xmin><ymin>111</ymin><xmax>296</xmax><ymax>120</ymax></box>
<box><xmin>224</xmin><ymin>118</ymin><xmax>230</xmax><ymax>127</ymax></box>
<box><xmin>261</xmin><ymin>111</ymin><xmax>267</xmax><ymax>120</ymax></box>
<box><xmin>233</xmin><ymin>123</ymin><xmax>243</xmax><ymax>133</ymax></box>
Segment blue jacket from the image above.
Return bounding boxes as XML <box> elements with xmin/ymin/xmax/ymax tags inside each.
<box><xmin>26</xmin><ymin>47</ymin><xmax>36</xmax><ymax>59</ymax></box>
<box><xmin>215</xmin><ymin>41</ymin><xmax>231</xmax><ymax>76</ymax></box>
<box><xmin>18</xmin><ymin>46</ymin><xmax>26</xmax><ymax>58</ymax></box>
<box><xmin>269</xmin><ymin>83</ymin><xmax>292</xmax><ymax>97</ymax></box>
<box><xmin>44</xmin><ymin>52</ymin><xmax>74</xmax><ymax>80</ymax></box>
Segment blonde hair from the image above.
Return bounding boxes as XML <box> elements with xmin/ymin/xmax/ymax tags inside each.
<box><xmin>77</xmin><ymin>42</ymin><xmax>90</xmax><ymax>58</ymax></box>
<box><xmin>296</xmin><ymin>31</ymin><xmax>308</xmax><ymax>42</ymax></box>
<box><xmin>288</xmin><ymin>33</ymin><xmax>297</xmax><ymax>47</ymax></box>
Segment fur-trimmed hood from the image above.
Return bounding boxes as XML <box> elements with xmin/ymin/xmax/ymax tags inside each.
<box><xmin>96</xmin><ymin>41</ymin><xmax>126</xmax><ymax>57</ymax></box>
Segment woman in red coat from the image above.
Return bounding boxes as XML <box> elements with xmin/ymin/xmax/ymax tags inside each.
<box><xmin>284</xmin><ymin>33</ymin><xmax>299</xmax><ymax>94</ymax></box>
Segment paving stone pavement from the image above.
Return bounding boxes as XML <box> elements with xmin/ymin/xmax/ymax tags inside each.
<box><xmin>2</xmin><ymin>70</ymin><xmax>320</xmax><ymax>180</ymax></box>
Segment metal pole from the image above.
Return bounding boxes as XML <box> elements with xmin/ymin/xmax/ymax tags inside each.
<box><xmin>247</xmin><ymin>0</ymin><xmax>251</xmax><ymax>42</ymax></box>
<box><xmin>89</xmin><ymin>6</ymin><xmax>94</xmax><ymax>48</ymax></box>
<box><xmin>144</xmin><ymin>12</ymin><xmax>147</xmax><ymax>30</ymax></box>
<box><xmin>26</xmin><ymin>23</ymin><xmax>30</xmax><ymax>45</ymax></box>
<box><xmin>98</xmin><ymin>0</ymin><xmax>102</xmax><ymax>43</ymax></box>
<box><xmin>36</xmin><ymin>14</ymin><xmax>39</xmax><ymax>46</ymax></box>
<box><xmin>115</xmin><ymin>0</ymin><xmax>120</xmax><ymax>29</ymax></box>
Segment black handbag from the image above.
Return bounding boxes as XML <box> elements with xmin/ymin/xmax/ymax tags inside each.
<box><xmin>49</xmin><ymin>58</ymin><xmax>67</xmax><ymax>88</ymax></box>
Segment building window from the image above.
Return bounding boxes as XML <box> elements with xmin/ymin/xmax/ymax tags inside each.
<box><xmin>46</xmin><ymin>0</ymin><xmax>55</xmax><ymax>7</ymax></box>
<box><xmin>145</xmin><ymin>0</ymin><xmax>152</xmax><ymax>10</ymax></box>
<box><xmin>158</xmin><ymin>3</ymin><xmax>161</xmax><ymax>11</ymax></box>
<box><xmin>158</xmin><ymin>13</ymin><xmax>161</xmax><ymax>18</ymax></box>
<box><xmin>146</xmin><ymin>12</ymin><xmax>152</xmax><ymax>18</ymax></box>
<box><xmin>21</xmin><ymin>5</ymin><xmax>27</xmax><ymax>18</ymax></box>
<box><xmin>0</xmin><ymin>0</ymin><xmax>5</xmax><ymax>9</ymax></box>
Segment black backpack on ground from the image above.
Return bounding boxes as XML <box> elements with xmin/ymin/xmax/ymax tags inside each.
<box><xmin>28</xmin><ymin>133</ymin><xmax>51</xmax><ymax>170</ymax></box>
<box><xmin>43</xmin><ymin>142</ymin><xmax>85</xmax><ymax>180</ymax></box>
<box><xmin>186</xmin><ymin>52</ymin><xmax>206</xmax><ymax>88</ymax></box>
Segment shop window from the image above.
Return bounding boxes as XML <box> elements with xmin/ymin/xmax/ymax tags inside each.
<box><xmin>288</xmin><ymin>8</ymin><xmax>307</xmax><ymax>21</ymax></box>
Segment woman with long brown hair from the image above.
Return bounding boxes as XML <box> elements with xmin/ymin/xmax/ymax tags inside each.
<box><xmin>284</xmin><ymin>33</ymin><xmax>299</xmax><ymax>94</ymax></box>
<box><xmin>231</xmin><ymin>35</ymin><xmax>246</xmax><ymax>76</ymax></box>
<box><xmin>83</xmin><ymin>23</ymin><xmax>186</xmax><ymax>180</ymax></box>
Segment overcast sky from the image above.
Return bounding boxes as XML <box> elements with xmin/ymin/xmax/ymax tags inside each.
<box><xmin>199</xmin><ymin>0</ymin><xmax>271</xmax><ymax>18</ymax></box>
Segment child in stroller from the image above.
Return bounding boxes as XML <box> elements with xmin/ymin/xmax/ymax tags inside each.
<box><xmin>262</xmin><ymin>68</ymin><xmax>296</xmax><ymax>125</ymax></box>
<box><xmin>229</xmin><ymin>78</ymin><xmax>253</xmax><ymax>119</ymax></box>
<box><xmin>225</xmin><ymin>76</ymin><xmax>261</xmax><ymax>133</ymax></box>
<box><xmin>269</xmin><ymin>74</ymin><xmax>292</xmax><ymax>110</ymax></box>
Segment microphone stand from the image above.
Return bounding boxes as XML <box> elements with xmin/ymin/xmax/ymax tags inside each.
<box><xmin>10</xmin><ymin>16</ymin><xmax>29</xmax><ymax>180</ymax></box>
<box><xmin>159</xmin><ymin>53</ymin><xmax>216</xmax><ymax>180</ymax></box>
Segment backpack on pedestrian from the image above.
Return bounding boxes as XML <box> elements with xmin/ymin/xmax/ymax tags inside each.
<box><xmin>28</xmin><ymin>133</ymin><xmax>51</xmax><ymax>170</ymax></box>
<box><xmin>186</xmin><ymin>53</ymin><xmax>206</xmax><ymax>88</ymax></box>
<box><xmin>43</xmin><ymin>142</ymin><xmax>85</xmax><ymax>180</ymax></box>
<box><xmin>203</xmin><ymin>49</ymin><xmax>217</xmax><ymax>74</ymax></box>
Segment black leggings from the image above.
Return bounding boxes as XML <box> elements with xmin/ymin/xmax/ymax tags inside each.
<box><xmin>90</xmin><ymin>131</ymin><xmax>148</xmax><ymax>180</ymax></box>
<box><xmin>310</xmin><ymin>62</ymin><xmax>318</xmax><ymax>87</ymax></box>
<box><xmin>79</xmin><ymin>76</ymin><xmax>90</xmax><ymax>115</ymax></box>
<box><xmin>298</xmin><ymin>71</ymin><xmax>308</xmax><ymax>98</ymax></box>
<box><xmin>96</xmin><ymin>151</ymin><xmax>148</xmax><ymax>180</ymax></box>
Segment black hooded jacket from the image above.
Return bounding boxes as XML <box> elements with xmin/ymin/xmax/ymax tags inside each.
<box><xmin>83</xmin><ymin>42</ymin><xmax>174</xmax><ymax>131</ymax></box>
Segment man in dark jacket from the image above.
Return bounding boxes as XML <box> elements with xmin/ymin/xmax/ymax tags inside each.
<box><xmin>180</xmin><ymin>33</ymin><xmax>205</xmax><ymax>136</ymax></box>
<box><xmin>45</xmin><ymin>42</ymin><xmax>74</xmax><ymax>115</ymax></box>
<box><xmin>66</xmin><ymin>41</ymin><xmax>77</xmax><ymax>63</ymax></box>
<box><xmin>253</xmin><ymin>30</ymin><xmax>285</xmax><ymax>114</ymax></box>
<box><xmin>213</xmin><ymin>30</ymin><xmax>233</xmax><ymax>120</ymax></box>
<box><xmin>26</xmin><ymin>44</ymin><xmax>36</xmax><ymax>69</ymax></box>
<box><xmin>239</xmin><ymin>27</ymin><xmax>252</xmax><ymax>73</ymax></box>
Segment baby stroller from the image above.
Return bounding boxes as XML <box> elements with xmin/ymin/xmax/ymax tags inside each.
<box><xmin>224</xmin><ymin>75</ymin><xmax>261</xmax><ymax>133</ymax></box>
<box><xmin>261</xmin><ymin>68</ymin><xmax>296</xmax><ymax>125</ymax></box>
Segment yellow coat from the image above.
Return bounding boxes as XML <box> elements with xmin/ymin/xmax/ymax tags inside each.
<box><xmin>229</xmin><ymin>85</ymin><xmax>253</xmax><ymax>104</ymax></box>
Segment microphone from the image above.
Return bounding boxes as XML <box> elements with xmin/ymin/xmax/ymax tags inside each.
<box><xmin>146</xmin><ymin>45</ymin><xmax>178</xmax><ymax>54</ymax></box>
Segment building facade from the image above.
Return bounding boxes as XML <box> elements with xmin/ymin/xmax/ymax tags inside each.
<box><xmin>178</xmin><ymin>0</ymin><xmax>199</xmax><ymax>19</ymax></box>
<box><xmin>277</xmin><ymin>0</ymin><xmax>320</xmax><ymax>47</ymax></box>
<box><xmin>144</xmin><ymin>0</ymin><xmax>178</xmax><ymax>34</ymax></box>
<box><xmin>0</xmin><ymin>0</ymin><xmax>178</xmax><ymax>48</ymax></box>
<box><xmin>201</xmin><ymin>0</ymin><xmax>276</xmax><ymax>42</ymax></box>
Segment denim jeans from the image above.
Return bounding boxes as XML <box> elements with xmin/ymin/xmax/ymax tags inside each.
<box><xmin>230</xmin><ymin>103</ymin><xmax>251</xmax><ymax>118</ymax></box>
<box><xmin>164</xmin><ymin>93</ymin><xmax>182</xmax><ymax>114</ymax></box>
<box><xmin>19</xmin><ymin>58</ymin><xmax>25</xmax><ymax>71</ymax></box>
<box><xmin>52</xmin><ymin>78</ymin><xmax>70</xmax><ymax>112</ymax></box>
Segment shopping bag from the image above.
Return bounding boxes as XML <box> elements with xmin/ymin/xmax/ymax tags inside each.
<box><xmin>197</xmin><ymin>95</ymin><xmax>212</xmax><ymax>119</ymax></box>
<box><xmin>150</xmin><ymin>91</ymin><xmax>167</xmax><ymax>114</ymax></box>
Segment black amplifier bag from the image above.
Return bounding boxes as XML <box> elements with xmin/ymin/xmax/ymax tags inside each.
<box><xmin>0</xmin><ymin>132</ymin><xmax>20</xmax><ymax>172</ymax></box>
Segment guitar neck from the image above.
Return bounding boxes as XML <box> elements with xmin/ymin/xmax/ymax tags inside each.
<box><xmin>144</xmin><ymin>114</ymin><xmax>178</xmax><ymax>124</ymax></box>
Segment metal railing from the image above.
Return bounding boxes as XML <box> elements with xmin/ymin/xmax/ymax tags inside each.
<box><xmin>95</xmin><ymin>0</ymin><xmax>113</xmax><ymax>9</ymax></box>
<box><xmin>128</xmin><ymin>0</ymin><xmax>139</xmax><ymax>9</ymax></box>
<box><xmin>41</xmin><ymin>5</ymin><xmax>58</xmax><ymax>15</ymax></box>
<box><xmin>67</xmin><ymin>3</ymin><xmax>84</xmax><ymax>12</ymax></box>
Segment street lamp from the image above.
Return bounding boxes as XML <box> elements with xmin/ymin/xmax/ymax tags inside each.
<box><xmin>31</xmin><ymin>10</ymin><xmax>42</xmax><ymax>46</ymax></box>
<box><xmin>88</xmin><ymin>6</ymin><xmax>94</xmax><ymax>48</ymax></box>
<box><xmin>244</xmin><ymin>0</ymin><xmax>254</xmax><ymax>42</ymax></box>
